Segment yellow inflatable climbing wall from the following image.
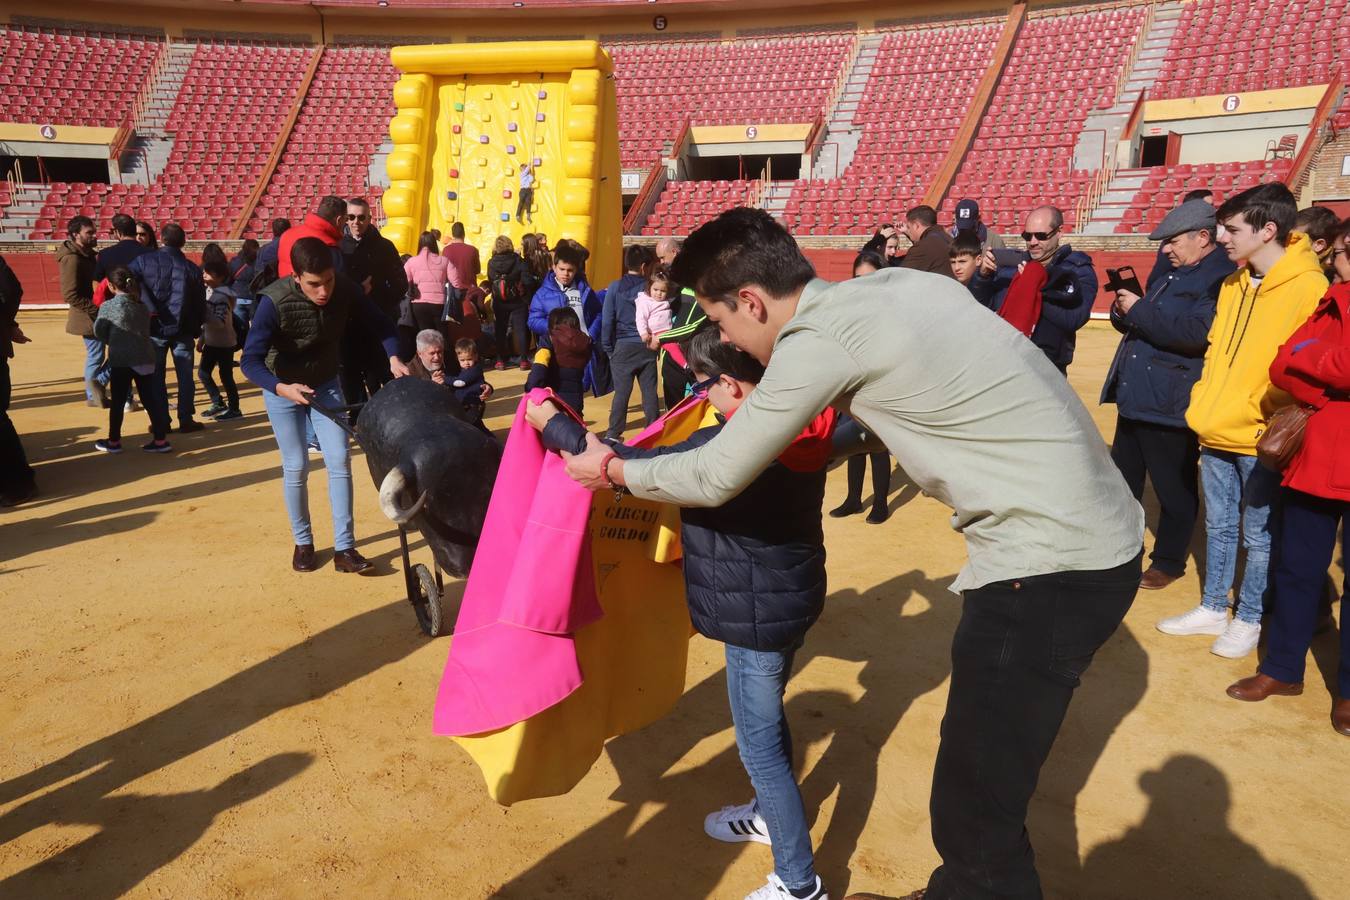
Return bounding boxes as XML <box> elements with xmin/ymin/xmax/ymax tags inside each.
<box><xmin>382</xmin><ymin>41</ymin><xmax>622</xmax><ymax>287</ymax></box>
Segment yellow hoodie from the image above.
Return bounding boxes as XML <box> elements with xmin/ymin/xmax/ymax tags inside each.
<box><xmin>1186</xmin><ymin>232</ymin><xmax>1328</xmax><ymax>454</ymax></box>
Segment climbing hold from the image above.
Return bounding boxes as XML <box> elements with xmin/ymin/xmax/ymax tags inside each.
<box><xmin>446</xmin><ymin>190</ymin><xmax>457</xmax><ymax>200</ymax></box>
<box><xmin>477</xmin><ymin>157</ymin><xmax>487</xmax><ymax>166</ymax></box>
<box><xmin>479</xmin><ymin>134</ymin><xmax>489</xmax><ymax>144</ymax></box>
<box><xmin>452</xmin><ymin>124</ymin><xmax>461</xmax><ymax>134</ymax></box>
<box><xmin>533</xmin><ymin>157</ymin><xmax>543</xmax><ymax>167</ymax></box>
<box><xmin>538</xmin><ymin>89</ymin><xmax>547</xmax><ymax>99</ymax></box>
<box><xmin>507</xmin><ymin>122</ymin><xmax>518</xmax><ymax>132</ymax></box>
<box><xmin>475</xmin><ymin>179</ymin><xmax>485</xmax><ymax>189</ymax></box>
<box><xmin>536</xmin><ymin>112</ymin><xmax>546</xmax><ymax>122</ymax></box>
<box><xmin>510</xmin><ymin>100</ymin><xmax>520</xmax><ymax>110</ymax></box>
<box><xmin>503</xmin><ymin>189</ymin><xmax>512</xmax><ymax>199</ymax></box>
<box><xmin>500</xmin><ymin>212</ymin><xmax>511</xmax><ymax>222</ymax></box>
<box><xmin>484</xmin><ymin>90</ymin><xmax>493</xmax><ymax>100</ymax></box>
<box><xmin>449</xmin><ymin>168</ymin><xmax>459</xmax><ymax>178</ymax></box>
<box><xmin>482</xmin><ymin>112</ymin><xmax>492</xmax><ymax>123</ymax></box>
<box><xmin>510</xmin><ymin>79</ymin><xmax>520</xmax><ymax>88</ymax></box>
<box><xmin>454</xmin><ymin>102</ymin><xmax>464</xmax><ymax>112</ymax></box>
<box><xmin>506</xmin><ymin>145</ymin><xmax>516</xmax><ymax>154</ymax></box>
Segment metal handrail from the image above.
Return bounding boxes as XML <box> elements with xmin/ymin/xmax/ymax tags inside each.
<box><xmin>1113</xmin><ymin>1</ymin><xmax>1154</xmax><ymax>105</ymax></box>
<box><xmin>1287</xmin><ymin>71</ymin><xmax>1344</xmax><ymax>195</ymax></box>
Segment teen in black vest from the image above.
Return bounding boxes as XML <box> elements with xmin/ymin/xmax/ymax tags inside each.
<box><xmin>241</xmin><ymin>236</ymin><xmax>408</xmax><ymax>574</ymax></box>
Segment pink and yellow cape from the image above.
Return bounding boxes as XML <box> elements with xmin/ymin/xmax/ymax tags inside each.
<box><xmin>432</xmin><ymin>389</ymin><xmax>717</xmax><ymax>804</ymax></box>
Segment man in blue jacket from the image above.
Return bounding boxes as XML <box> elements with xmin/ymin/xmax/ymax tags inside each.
<box><xmin>1101</xmin><ymin>199</ymin><xmax>1233</xmax><ymax>590</ymax></box>
<box><xmin>600</xmin><ymin>244</ymin><xmax>657</xmax><ymax>441</ymax></box>
<box><xmin>130</xmin><ymin>223</ymin><xmax>207</xmax><ymax>432</ymax></box>
<box><xmin>528</xmin><ymin>240</ymin><xmax>607</xmax><ymax>394</ymax></box>
<box><xmin>971</xmin><ymin>206</ymin><xmax>1097</xmax><ymax>372</ymax></box>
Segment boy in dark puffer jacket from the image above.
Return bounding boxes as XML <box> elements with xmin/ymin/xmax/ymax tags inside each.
<box><xmin>526</xmin><ymin>324</ymin><xmax>835</xmax><ymax>900</ymax></box>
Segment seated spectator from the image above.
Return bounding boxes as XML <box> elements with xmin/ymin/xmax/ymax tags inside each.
<box><xmin>1157</xmin><ymin>183</ymin><xmax>1329</xmax><ymax>660</ymax></box>
<box><xmin>410</xmin><ymin>328</ymin><xmax>449</xmax><ymax>384</ymax></box>
<box><xmin>948</xmin><ymin>232</ymin><xmax>982</xmax><ymax>288</ymax></box>
<box><xmin>1101</xmin><ymin>199</ymin><xmax>1234</xmax><ymax>592</ymax></box>
<box><xmin>900</xmin><ymin>205</ymin><xmax>954</xmax><ymax>276</ymax></box>
<box><xmin>1295</xmin><ymin>205</ymin><xmax>1341</xmax><ymax>279</ymax></box>
<box><xmin>1226</xmin><ymin>217</ymin><xmax>1350</xmax><ymax>734</ymax></box>
<box><xmin>970</xmin><ymin>205</ymin><xmax>1097</xmax><ymax>373</ymax></box>
<box><xmin>949</xmin><ymin>199</ymin><xmax>1005</xmax><ymax>250</ymax></box>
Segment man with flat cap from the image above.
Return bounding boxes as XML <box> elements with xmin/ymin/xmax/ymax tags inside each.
<box><xmin>1101</xmin><ymin>199</ymin><xmax>1235</xmax><ymax>590</ymax></box>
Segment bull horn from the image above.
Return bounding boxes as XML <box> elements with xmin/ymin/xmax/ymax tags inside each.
<box><xmin>378</xmin><ymin>467</ymin><xmax>428</xmax><ymax>525</ymax></box>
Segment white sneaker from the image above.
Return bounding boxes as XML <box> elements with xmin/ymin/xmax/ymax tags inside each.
<box><xmin>746</xmin><ymin>873</ymin><xmax>828</xmax><ymax>900</ymax></box>
<box><xmin>705</xmin><ymin>800</ymin><xmax>771</xmax><ymax>845</ymax></box>
<box><xmin>1156</xmin><ymin>604</ymin><xmax>1229</xmax><ymax>636</ymax></box>
<box><xmin>1211</xmin><ymin>619</ymin><xmax>1261</xmax><ymax>659</ymax></box>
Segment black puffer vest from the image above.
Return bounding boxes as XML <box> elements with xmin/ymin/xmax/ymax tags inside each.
<box><xmin>261</xmin><ymin>275</ymin><xmax>355</xmax><ymax>387</ymax></box>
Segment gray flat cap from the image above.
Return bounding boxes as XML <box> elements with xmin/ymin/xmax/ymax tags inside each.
<box><xmin>1149</xmin><ymin>199</ymin><xmax>1217</xmax><ymax>241</ymax></box>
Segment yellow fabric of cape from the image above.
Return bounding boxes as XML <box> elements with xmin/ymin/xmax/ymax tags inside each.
<box><xmin>453</xmin><ymin>398</ymin><xmax>718</xmax><ymax>805</ymax></box>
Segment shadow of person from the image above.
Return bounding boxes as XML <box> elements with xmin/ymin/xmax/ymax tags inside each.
<box><xmin>0</xmin><ymin>753</ymin><xmax>314</xmax><ymax>900</ymax></box>
<box><xmin>796</xmin><ymin>571</ymin><xmax>959</xmax><ymax>896</ymax></box>
<box><xmin>1080</xmin><ymin>755</ymin><xmax>1314</xmax><ymax>899</ymax></box>
<box><xmin>0</xmin><ymin>601</ymin><xmax>425</xmax><ymax>850</ymax></box>
<box><xmin>494</xmin><ymin>688</ymin><xmax>854</xmax><ymax>900</ymax></box>
<box><xmin>1027</xmin><ymin>619</ymin><xmax>1149</xmax><ymax>898</ymax></box>
<box><xmin>492</xmin><ymin>568</ymin><xmax>960</xmax><ymax>899</ymax></box>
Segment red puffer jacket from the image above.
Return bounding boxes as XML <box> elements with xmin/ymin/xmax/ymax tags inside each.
<box><xmin>1269</xmin><ymin>282</ymin><xmax>1350</xmax><ymax>501</ymax></box>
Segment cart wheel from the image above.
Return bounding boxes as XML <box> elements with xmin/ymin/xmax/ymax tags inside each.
<box><xmin>410</xmin><ymin>563</ymin><xmax>443</xmax><ymax>637</ymax></box>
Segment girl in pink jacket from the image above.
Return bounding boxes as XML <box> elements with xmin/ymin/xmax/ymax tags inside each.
<box><xmin>635</xmin><ymin>267</ymin><xmax>675</xmax><ymax>351</ymax></box>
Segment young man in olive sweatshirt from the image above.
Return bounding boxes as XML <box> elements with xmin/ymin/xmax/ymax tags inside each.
<box><xmin>1157</xmin><ymin>183</ymin><xmax>1328</xmax><ymax>660</ymax></box>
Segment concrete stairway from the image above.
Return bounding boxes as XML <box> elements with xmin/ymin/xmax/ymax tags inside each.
<box><xmin>1072</xmin><ymin>2</ymin><xmax>1183</xmax><ymax>172</ymax></box>
<box><xmin>1080</xmin><ymin>168</ymin><xmax>1151</xmax><ymax>235</ymax></box>
<box><xmin>0</xmin><ymin>183</ymin><xmax>50</xmax><ymax>240</ymax></box>
<box><xmin>811</xmin><ymin>33</ymin><xmax>882</xmax><ymax>181</ymax></box>
<box><xmin>119</xmin><ymin>42</ymin><xmax>195</xmax><ymax>185</ymax></box>
<box><xmin>759</xmin><ymin>181</ymin><xmax>795</xmax><ymax>219</ymax></box>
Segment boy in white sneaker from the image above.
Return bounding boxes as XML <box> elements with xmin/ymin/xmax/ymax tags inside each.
<box><xmin>1158</xmin><ymin>183</ymin><xmax>1327</xmax><ymax>658</ymax></box>
<box><xmin>527</xmin><ymin>325</ymin><xmax>832</xmax><ymax>900</ymax></box>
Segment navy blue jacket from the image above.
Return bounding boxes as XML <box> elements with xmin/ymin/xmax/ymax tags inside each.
<box><xmin>256</xmin><ymin>237</ymin><xmax>282</xmax><ymax>280</ymax></box>
<box><xmin>129</xmin><ymin>246</ymin><xmax>206</xmax><ymax>341</ymax></box>
<box><xmin>542</xmin><ymin>415</ymin><xmax>826</xmax><ymax>652</ymax></box>
<box><xmin>93</xmin><ymin>239</ymin><xmax>150</xmax><ymax>282</ymax></box>
<box><xmin>971</xmin><ymin>243</ymin><xmax>1098</xmax><ymax>369</ymax></box>
<box><xmin>1100</xmin><ymin>245</ymin><xmax>1234</xmax><ymax>428</ymax></box>
<box><xmin>451</xmin><ymin>364</ymin><xmax>487</xmax><ymax>409</ymax></box>
<box><xmin>600</xmin><ymin>273</ymin><xmax>647</xmax><ymax>352</ymax></box>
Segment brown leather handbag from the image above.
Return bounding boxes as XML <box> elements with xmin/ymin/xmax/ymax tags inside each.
<box><xmin>1256</xmin><ymin>404</ymin><xmax>1315</xmax><ymax>471</ymax></box>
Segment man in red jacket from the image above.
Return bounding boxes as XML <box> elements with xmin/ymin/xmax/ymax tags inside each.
<box><xmin>279</xmin><ymin>195</ymin><xmax>346</xmax><ymax>278</ymax></box>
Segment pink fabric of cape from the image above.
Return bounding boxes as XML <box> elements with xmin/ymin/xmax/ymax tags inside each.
<box><xmin>432</xmin><ymin>389</ymin><xmax>602</xmax><ymax>737</ymax></box>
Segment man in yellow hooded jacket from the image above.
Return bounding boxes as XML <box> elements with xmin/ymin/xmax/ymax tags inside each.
<box><xmin>1157</xmin><ymin>183</ymin><xmax>1328</xmax><ymax>660</ymax></box>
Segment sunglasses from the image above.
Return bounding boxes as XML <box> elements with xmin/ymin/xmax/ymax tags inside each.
<box><xmin>346</xmin><ymin>213</ymin><xmax>369</xmax><ymax>222</ymax></box>
<box><xmin>690</xmin><ymin>373</ymin><xmax>721</xmax><ymax>396</ymax></box>
<box><xmin>1021</xmin><ymin>228</ymin><xmax>1059</xmax><ymax>242</ymax></box>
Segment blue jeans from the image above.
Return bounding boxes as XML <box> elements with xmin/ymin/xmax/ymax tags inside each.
<box><xmin>725</xmin><ymin>641</ymin><xmax>815</xmax><ymax>892</ymax></box>
<box><xmin>151</xmin><ymin>336</ymin><xmax>197</xmax><ymax>425</ymax></box>
<box><xmin>261</xmin><ymin>378</ymin><xmax>354</xmax><ymax>550</ymax></box>
<box><xmin>83</xmin><ymin>337</ymin><xmax>110</xmax><ymax>400</ymax></box>
<box><xmin>1199</xmin><ymin>448</ymin><xmax>1278</xmax><ymax>623</ymax></box>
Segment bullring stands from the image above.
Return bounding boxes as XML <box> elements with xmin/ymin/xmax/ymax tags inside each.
<box><xmin>0</xmin><ymin>27</ymin><xmax>161</xmax><ymax>128</ymax></box>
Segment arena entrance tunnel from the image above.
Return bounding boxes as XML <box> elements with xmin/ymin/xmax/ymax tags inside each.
<box><xmin>382</xmin><ymin>40</ymin><xmax>623</xmax><ymax>287</ymax></box>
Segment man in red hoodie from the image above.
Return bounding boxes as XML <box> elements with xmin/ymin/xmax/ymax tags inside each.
<box><xmin>279</xmin><ymin>195</ymin><xmax>346</xmax><ymax>278</ymax></box>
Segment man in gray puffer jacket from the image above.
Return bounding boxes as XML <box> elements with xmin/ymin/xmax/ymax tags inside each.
<box><xmin>92</xmin><ymin>268</ymin><xmax>172</xmax><ymax>452</ymax></box>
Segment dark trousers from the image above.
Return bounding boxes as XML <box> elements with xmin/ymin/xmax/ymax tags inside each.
<box><xmin>339</xmin><ymin>329</ymin><xmax>391</xmax><ymax>410</ymax></box>
<box><xmin>516</xmin><ymin>187</ymin><xmax>534</xmax><ymax>223</ymax></box>
<box><xmin>411</xmin><ymin>302</ymin><xmax>443</xmax><ymax>335</ymax></box>
<box><xmin>198</xmin><ymin>346</ymin><xmax>239</xmax><ymax>411</ymax></box>
<box><xmin>606</xmin><ymin>342</ymin><xmax>659</xmax><ymax>438</ymax></box>
<box><xmin>1110</xmin><ymin>416</ymin><xmax>1199</xmax><ymax>576</ymax></box>
<box><xmin>926</xmin><ymin>551</ymin><xmax>1142</xmax><ymax>900</ymax></box>
<box><xmin>151</xmin><ymin>336</ymin><xmax>196</xmax><ymax>425</ymax></box>
<box><xmin>661</xmin><ymin>352</ymin><xmax>689</xmax><ymax>410</ymax></box>
<box><xmin>494</xmin><ymin>302</ymin><xmax>529</xmax><ymax>363</ymax></box>
<box><xmin>0</xmin><ymin>354</ymin><xmax>34</xmax><ymax>495</ymax></box>
<box><xmin>1261</xmin><ymin>488</ymin><xmax>1350</xmax><ymax>696</ymax></box>
<box><xmin>108</xmin><ymin>367</ymin><xmax>169</xmax><ymax>442</ymax></box>
<box><xmin>844</xmin><ymin>452</ymin><xmax>890</xmax><ymax>511</ymax></box>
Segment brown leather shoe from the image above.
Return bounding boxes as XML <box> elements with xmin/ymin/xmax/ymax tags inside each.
<box><xmin>1226</xmin><ymin>672</ymin><xmax>1303</xmax><ymax>702</ymax></box>
<box><xmin>292</xmin><ymin>543</ymin><xmax>316</xmax><ymax>572</ymax></box>
<box><xmin>333</xmin><ymin>548</ymin><xmax>374</xmax><ymax>575</ymax></box>
<box><xmin>1139</xmin><ymin>567</ymin><xmax>1180</xmax><ymax>590</ymax></box>
<box><xmin>1333</xmin><ymin>699</ymin><xmax>1350</xmax><ymax>737</ymax></box>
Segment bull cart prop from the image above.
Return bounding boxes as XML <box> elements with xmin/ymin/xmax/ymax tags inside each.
<box><xmin>310</xmin><ymin>380</ymin><xmax>499</xmax><ymax>637</ymax></box>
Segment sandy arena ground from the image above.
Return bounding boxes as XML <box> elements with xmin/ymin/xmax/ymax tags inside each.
<box><xmin>1</xmin><ymin>311</ymin><xmax>1346</xmax><ymax>899</ymax></box>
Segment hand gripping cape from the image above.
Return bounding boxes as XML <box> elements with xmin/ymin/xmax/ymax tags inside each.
<box><xmin>432</xmin><ymin>388</ymin><xmax>718</xmax><ymax>804</ymax></box>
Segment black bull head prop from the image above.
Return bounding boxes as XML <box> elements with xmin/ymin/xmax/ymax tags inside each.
<box><xmin>354</xmin><ymin>378</ymin><xmax>502</xmax><ymax>578</ymax></box>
